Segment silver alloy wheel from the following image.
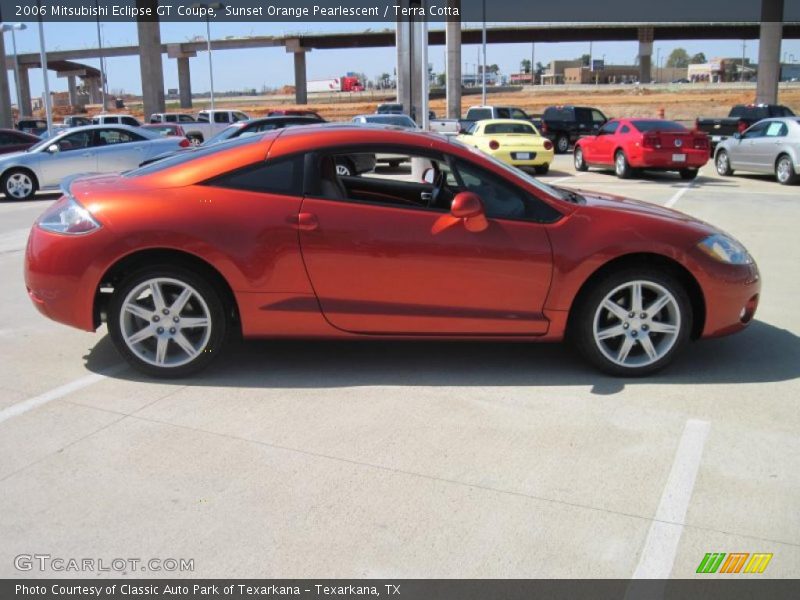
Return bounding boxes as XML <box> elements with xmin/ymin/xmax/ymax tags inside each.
<box><xmin>776</xmin><ymin>157</ymin><xmax>792</xmax><ymax>183</ymax></box>
<box><xmin>615</xmin><ymin>152</ymin><xmax>626</xmax><ymax>176</ymax></box>
<box><xmin>593</xmin><ymin>280</ymin><xmax>681</xmax><ymax>368</ymax></box>
<box><xmin>6</xmin><ymin>172</ymin><xmax>33</xmax><ymax>199</ymax></box>
<box><xmin>575</xmin><ymin>148</ymin><xmax>584</xmax><ymax>169</ymax></box>
<box><xmin>119</xmin><ymin>277</ymin><xmax>212</xmax><ymax>368</ymax></box>
<box><xmin>716</xmin><ymin>152</ymin><xmax>729</xmax><ymax>174</ymax></box>
<box><xmin>336</xmin><ymin>164</ymin><xmax>352</xmax><ymax>176</ymax></box>
<box><xmin>557</xmin><ymin>136</ymin><xmax>569</xmax><ymax>153</ymax></box>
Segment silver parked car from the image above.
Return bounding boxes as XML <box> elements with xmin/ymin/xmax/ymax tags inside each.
<box><xmin>714</xmin><ymin>117</ymin><xmax>800</xmax><ymax>185</ymax></box>
<box><xmin>0</xmin><ymin>125</ymin><xmax>190</xmax><ymax>200</ymax></box>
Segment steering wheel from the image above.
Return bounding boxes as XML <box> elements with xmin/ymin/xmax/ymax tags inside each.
<box><xmin>428</xmin><ymin>170</ymin><xmax>447</xmax><ymax>208</ymax></box>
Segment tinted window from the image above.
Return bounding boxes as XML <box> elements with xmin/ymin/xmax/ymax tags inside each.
<box><xmin>453</xmin><ymin>160</ymin><xmax>529</xmax><ymax>220</ymax></box>
<box><xmin>574</xmin><ymin>108</ymin><xmax>594</xmax><ymax>122</ymax></box>
<box><xmin>126</xmin><ymin>135</ymin><xmax>262</xmax><ymax>177</ymax></box>
<box><xmin>764</xmin><ymin>122</ymin><xmax>788</xmax><ymax>137</ymax></box>
<box><xmin>362</xmin><ymin>115</ymin><xmax>417</xmax><ymax>128</ymax></box>
<box><xmin>510</xmin><ymin>108</ymin><xmax>529</xmax><ymax>120</ymax></box>
<box><xmin>495</xmin><ymin>108</ymin><xmax>511</xmax><ymax>118</ymax></box>
<box><xmin>484</xmin><ymin>123</ymin><xmax>536</xmax><ymax>135</ymax></box>
<box><xmin>214</xmin><ymin>112</ymin><xmax>230</xmax><ymax>124</ymax></box>
<box><xmin>591</xmin><ymin>110</ymin><xmax>607</xmax><ymax>123</ymax></box>
<box><xmin>206</xmin><ymin>155</ymin><xmax>303</xmax><ymax>195</ymax></box>
<box><xmin>178</xmin><ymin>115</ymin><xmax>196</xmax><ymax>123</ymax></box>
<box><xmin>197</xmin><ymin>114</ymin><xmax>210</xmax><ymax>122</ymax></box>
<box><xmin>743</xmin><ymin>122</ymin><xmax>768</xmax><ymax>138</ymax></box>
<box><xmin>58</xmin><ymin>131</ymin><xmax>92</xmax><ymax>151</ymax></box>
<box><xmin>96</xmin><ymin>129</ymin><xmax>142</xmax><ymax>145</ymax></box>
<box><xmin>543</xmin><ymin>107</ymin><xmax>574</xmax><ymax>121</ymax></box>
<box><xmin>599</xmin><ymin>121</ymin><xmax>620</xmax><ymax>135</ymax></box>
<box><xmin>233</xmin><ymin>112</ymin><xmax>249</xmax><ymax>122</ymax></box>
<box><xmin>631</xmin><ymin>120</ymin><xmax>687</xmax><ymax>132</ymax></box>
<box><xmin>620</xmin><ymin>125</ymin><xmax>631</xmax><ymax>134</ymax></box>
<box><xmin>467</xmin><ymin>108</ymin><xmax>493</xmax><ymax>121</ymax></box>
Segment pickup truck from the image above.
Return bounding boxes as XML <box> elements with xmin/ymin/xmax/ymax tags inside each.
<box><xmin>459</xmin><ymin>105</ymin><xmax>539</xmax><ymax>133</ymax></box>
<box><xmin>696</xmin><ymin>104</ymin><xmax>796</xmax><ymax>153</ymax></box>
<box><xmin>540</xmin><ymin>105</ymin><xmax>608</xmax><ymax>154</ymax></box>
<box><xmin>149</xmin><ymin>110</ymin><xmax>251</xmax><ymax>144</ymax></box>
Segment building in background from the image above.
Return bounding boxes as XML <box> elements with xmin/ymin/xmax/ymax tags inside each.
<box><xmin>687</xmin><ymin>58</ymin><xmax>756</xmax><ymax>82</ymax></box>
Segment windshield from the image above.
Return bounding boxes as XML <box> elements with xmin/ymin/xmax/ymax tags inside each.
<box><xmin>204</xmin><ymin>124</ymin><xmax>244</xmax><ymax>146</ymax></box>
<box><xmin>27</xmin><ymin>131</ymin><xmax>68</xmax><ymax>152</ymax></box>
<box><xmin>448</xmin><ymin>137</ymin><xmax>572</xmax><ymax>202</ymax></box>
<box><xmin>360</xmin><ymin>115</ymin><xmax>417</xmax><ymax>128</ymax></box>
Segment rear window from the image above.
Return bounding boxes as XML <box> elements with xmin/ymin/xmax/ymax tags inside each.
<box><xmin>730</xmin><ymin>105</ymin><xmax>770</xmax><ymax>120</ymax></box>
<box><xmin>125</xmin><ymin>135</ymin><xmax>262</xmax><ymax>177</ymax></box>
<box><xmin>467</xmin><ymin>108</ymin><xmax>492</xmax><ymax>121</ymax></box>
<box><xmin>484</xmin><ymin>122</ymin><xmax>536</xmax><ymax>135</ymax></box>
<box><xmin>631</xmin><ymin>120</ymin><xmax>688</xmax><ymax>132</ymax></box>
<box><xmin>362</xmin><ymin>115</ymin><xmax>417</xmax><ymax>128</ymax></box>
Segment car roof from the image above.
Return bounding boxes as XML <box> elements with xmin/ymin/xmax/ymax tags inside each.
<box><xmin>477</xmin><ymin>119</ymin><xmax>537</xmax><ymax>126</ymax></box>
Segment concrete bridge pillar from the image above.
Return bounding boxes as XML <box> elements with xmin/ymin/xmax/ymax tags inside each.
<box><xmin>638</xmin><ymin>27</ymin><xmax>654</xmax><ymax>84</ymax></box>
<box><xmin>168</xmin><ymin>45</ymin><xmax>197</xmax><ymax>109</ymax></box>
<box><xmin>136</xmin><ymin>3</ymin><xmax>165</xmax><ymax>120</ymax></box>
<box><xmin>0</xmin><ymin>31</ymin><xmax>13</xmax><ymax>127</ymax></box>
<box><xmin>286</xmin><ymin>39</ymin><xmax>309</xmax><ymax>105</ymax></box>
<box><xmin>17</xmin><ymin>67</ymin><xmax>32</xmax><ymax>117</ymax></box>
<box><xmin>445</xmin><ymin>0</ymin><xmax>462</xmax><ymax>119</ymax></box>
<box><xmin>756</xmin><ymin>0</ymin><xmax>784</xmax><ymax>104</ymax></box>
<box><xmin>67</xmin><ymin>76</ymin><xmax>78</xmax><ymax>106</ymax></box>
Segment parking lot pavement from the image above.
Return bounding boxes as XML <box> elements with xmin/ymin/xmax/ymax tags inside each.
<box><xmin>0</xmin><ymin>159</ymin><xmax>798</xmax><ymax>579</ymax></box>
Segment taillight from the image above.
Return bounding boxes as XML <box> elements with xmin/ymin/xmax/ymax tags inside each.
<box><xmin>488</xmin><ymin>140</ymin><xmax>500</xmax><ymax>150</ymax></box>
<box><xmin>179</xmin><ymin>138</ymin><xmax>191</xmax><ymax>148</ymax></box>
<box><xmin>543</xmin><ymin>140</ymin><xmax>553</xmax><ymax>151</ymax></box>
<box><xmin>541</xmin><ymin>122</ymin><xmax>548</xmax><ymax>134</ymax></box>
<box><xmin>693</xmin><ymin>136</ymin><xmax>709</xmax><ymax>150</ymax></box>
<box><xmin>642</xmin><ymin>135</ymin><xmax>662</xmax><ymax>149</ymax></box>
<box><xmin>37</xmin><ymin>196</ymin><xmax>101</xmax><ymax>235</ymax></box>
<box><xmin>737</xmin><ymin>120</ymin><xmax>748</xmax><ymax>134</ymax></box>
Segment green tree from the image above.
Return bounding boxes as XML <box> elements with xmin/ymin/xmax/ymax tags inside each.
<box><xmin>580</xmin><ymin>54</ymin><xmax>591</xmax><ymax>67</ymax></box>
<box><xmin>436</xmin><ymin>73</ymin><xmax>446</xmax><ymax>87</ymax></box>
<box><xmin>690</xmin><ymin>52</ymin><xmax>707</xmax><ymax>64</ymax></box>
<box><xmin>666</xmin><ymin>48</ymin><xmax>690</xmax><ymax>68</ymax></box>
<box><xmin>520</xmin><ymin>58</ymin><xmax>532</xmax><ymax>74</ymax></box>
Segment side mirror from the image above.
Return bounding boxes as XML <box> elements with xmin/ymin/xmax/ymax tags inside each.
<box><xmin>451</xmin><ymin>192</ymin><xmax>488</xmax><ymax>232</ymax></box>
<box><xmin>47</xmin><ymin>144</ymin><xmax>59</xmax><ymax>153</ymax></box>
<box><xmin>733</xmin><ymin>132</ymin><xmax>742</xmax><ymax>140</ymax></box>
<box><xmin>421</xmin><ymin>167</ymin><xmax>436</xmax><ymax>184</ymax></box>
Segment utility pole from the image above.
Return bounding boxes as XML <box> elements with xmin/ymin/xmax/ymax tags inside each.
<box><xmin>741</xmin><ymin>40</ymin><xmax>746</xmax><ymax>82</ymax></box>
<box><xmin>531</xmin><ymin>42</ymin><xmax>535</xmax><ymax>85</ymax></box>
<box><xmin>481</xmin><ymin>0</ymin><xmax>486</xmax><ymax>105</ymax></box>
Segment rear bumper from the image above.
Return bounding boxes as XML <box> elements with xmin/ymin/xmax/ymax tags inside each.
<box><xmin>490</xmin><ymin>149</ymin><xmax>554</xmax><ymax>166</ymax></box>
<box><xmin>630</xmin><ymin>148</ymin><xmax>709</xmax><ymax>170</ymax></box>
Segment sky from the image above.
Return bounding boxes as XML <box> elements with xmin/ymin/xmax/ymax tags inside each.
<box><xmin>3</xmin><ymin>21</ymin><xmax>800</xmax><ymax>98</ymax></box>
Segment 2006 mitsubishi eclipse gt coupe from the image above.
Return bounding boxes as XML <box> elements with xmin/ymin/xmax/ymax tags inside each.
<box><xmin>24</xmin><ymin>125</ymin><xmax>760</xmax><ymax>377</ymax></box>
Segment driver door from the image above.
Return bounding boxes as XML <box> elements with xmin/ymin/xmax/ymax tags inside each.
<box><xmin>297</xmin><ymin>148</ymin><xmax>554</xmax><ymax>335</ymax></box>
<box><xmin>41</xmin><ymin>130</ymin><xmax>97</xmax><ymax>188</ymax></box>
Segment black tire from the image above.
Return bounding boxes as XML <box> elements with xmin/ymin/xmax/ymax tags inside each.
<box><xmin>614</xmin><ymin>150</ymin><xmax>633</xmax><ymax>179</ymax></box>
<box><xmin>555</xmin><ymin>135</ymin><xmax>570</xmax><ymax>154</ymax></box>
<box><xmin>336</xmin><ymin>160</ymin><xmax>354</xmax><ymax>176</ymax></box>
<box><xmin>715</xmin><ymin>150</ymin><xmax>733</xmax><ymax>176</ymax></box>
<box><xmin>1</xmin><ymin>168</ymin><xmax>38</xmax><ymax>201</ymax></box>
<box><xmin>570</xmin><ymin>267</ymin><xmax>692</xmax><ymax>377</ymax></box>
<box><xmin>679</xmin><ymin>168</ymin><xmax>698</xmax><ymax>180</ymax></box>
<box><xmin>108</xmin><ymin>265</ymin><xmax>228</xmax><ymax>378</ymax></box>
<box><xmin>775</xmin><ymin>154</ymin><xmax>798</xmax><ymax>185</ymax></box>
<box><xmin>534</xmin><ymin>163</ymin><xmax>550</xmax><ymax>175</ymax></box>
<box><xmin>574</xmin><ymin>146</ymin><xmax>588</xmax><ymax>171</ymax></box>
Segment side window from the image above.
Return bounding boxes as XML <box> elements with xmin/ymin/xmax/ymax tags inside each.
<box><xmin>179</xmin><ymin>115</ymin><xmax>196</xmax><ymax>123</ymax></box>
<box><xmin>743</xmin><ymin>122</ymin><xmax>767</xmax><ymax>139</ymax></box>
<box><xmin>591</xmin><ymin>110</ymin><xmax>607</xmax><ymax>123</ymax></box>
<box><xmin>495</xmin><ymin>108</ymin><xmax>511</xmax><ymax>118</ymax></box>
<box><xmin>599</xmin><ymin>121</ymin><xmax>620</xmax><ymax>135</ymax></box>
<box><xmin>214</xmin><ymin>112</ymin><xmax>230</xmax><ymax>124</ymax></box>
<box><xmin>204</xmin><ymin>155</ymin><xmax>304</xmax><ymax>195</ymax></box>
<box><xmin>197</xmin><ymin>113</ymin><xmax>210</xmax><ymax>123</ymax></box>
<box><xmin>164</xmin><ymin>115</ymin><xmax>177</xmax><ymax>123</ymax></box>
<box><xmin>620</xmin><ymin>125</ymin><xmax>631</xmax><ymax>134</ymax></box>
<box><xmin>574</xmin><ymin>108</ymin><xmax>593</xmax><ymax>122</ymax></box>
<box><xmin>234</xmin><ymin>112</ymin><xmax>249</xmax><ymax>122</ymax></box>
<box><xmin>510</xmin><ymin>108</ymin><xmax>528</xmax><ymax>119</ymax></box>
<box><xmin>57</xmin><ymin>131</ymin><xmax>92</xmax><ymax>151</ymax></box>
<box><xmin>764</xmin><ymin>122</ymin><xmax>788</xmax><ymax>137</ymax></box>
<box><xmin>122</xmin><ymin>117</ymin><xmax>140</xmax><ymax>127</ymax></box>
<box><xmin>453</xmin><ymin>160</ymin><xmax>529</xmax><ymax>220</ymax></box>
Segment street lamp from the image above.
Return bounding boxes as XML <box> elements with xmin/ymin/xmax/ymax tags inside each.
<box><xmin>95</xmin><ymin>0</ymin><xmax>108</xmax><ymax>110</ymax></box>
<box><xmin>192</xmin><ymin>2</ymin><xmax>224</xmax><ymax>111</ymax></box>
<box><xmin>1</xmin><ymin>23</ymin><xmax>27</xmax><ymax>116</ymax></box>
<box><xmin>481</xmin><ymin>0</ymin><xmax>486</xmax><ymax>105</ymax></box>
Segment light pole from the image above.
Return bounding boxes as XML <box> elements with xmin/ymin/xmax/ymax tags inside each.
<box><xmin>95</xmin><ymin>0</ymin><xmax>107</xmax><ymax>109</ymax></box>
<box><xmin>481</xmin><ymin>0</ymin><xmax>486</xmax><ymax>105</ymax></box>
<box><xmin>36</xmin><ymin>2</ymin><xmax>53</xmax><ymax>137</ymax></box>
<box><xmin>192</xmin><ymin>2</ymin><xmax>224</xmax><ymax>111</ymax></box>
<box><xmin>1</xmin><ymin>23</ymin><xmax>26</xmax><ymax>116</ymax></box>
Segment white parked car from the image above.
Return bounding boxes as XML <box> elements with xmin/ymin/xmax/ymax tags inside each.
<box><xmin>91</xmin><ymin>114</ymin><xmax>141</xmax><ymax>127</ymax></box>
<box><xmin>0</xmin><ymin>125</ymin><xmax>190</xmax><ymax>200</ymax></box>
<box><xmin>715</xmin><ymin>117</ymin><xmax>800</xmax><ymax>185</ymax></box>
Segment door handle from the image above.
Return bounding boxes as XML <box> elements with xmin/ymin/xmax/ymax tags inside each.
<box><xmin>420</xmin><ymin>192</ymin><xmax>433</xmax><ymax>201</ymax></box>
<box><xmin>294</xmin><ymin>212</ymin><xmax>319</xmax><ymax>231</ymax></box>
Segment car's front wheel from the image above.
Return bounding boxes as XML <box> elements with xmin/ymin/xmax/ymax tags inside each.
<box><xmin>108</xmin><ymin>266</ymin><xmax>228</xmax><ymax>377</ymax></box>
<box><xmin>2</xmin><ymin>169</ymin><xmax>38</xmax><ymax>201</ymax></box>
<box><xmin>572</xmin><ymin>268</ymin><xmax>692</xmax><ymax>376</ymax></box>
<box><xmin>715</xmin><ymin>150</ymin><xmax>733</xmax><ymax>176</ymax></box>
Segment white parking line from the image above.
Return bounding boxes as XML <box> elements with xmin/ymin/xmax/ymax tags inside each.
<box><xmin>631</xmin><ymin>419</ymin><xmax>711</xmax><ymax>579</ymax></box>
<box><xmin>0</xmin><ymin>366</ymin><xmax>124</xmax><ymax>425</ymax></box>
<box><xmin>664</xmin><ymin>182</ymin><xmax>697</xmax><ymax>208</ymax></box>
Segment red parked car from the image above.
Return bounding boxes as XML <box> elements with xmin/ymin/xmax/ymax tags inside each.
<box><xmin>0</xmin><ymin>128</ymin><xmax>40</xmax><ymax>155</ymax></box>
<box><xmin>574</xmin><ymin>118</ymin><xmax>710</xmax><ymax>180</ymax></box>
<box><xmin>25</xmin><ymin>126</ymin><xmax>759</xmax><ymax>377</ymax></box>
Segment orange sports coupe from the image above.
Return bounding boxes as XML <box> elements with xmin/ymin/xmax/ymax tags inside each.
<box><xmin>25</xmin><ymin>125</ymin><xmax>760</xmax><ymax>377</ymax></box>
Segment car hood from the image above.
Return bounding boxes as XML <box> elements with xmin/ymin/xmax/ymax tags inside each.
<box><xmin>569</xmin><ymin>187</ymin><xmax>716</xmax><ymax>233</ymax></box>
<box><xmin>0</xmin><ymin>151</ymin><xmax>30</xmax><ymax>162</ymax></box>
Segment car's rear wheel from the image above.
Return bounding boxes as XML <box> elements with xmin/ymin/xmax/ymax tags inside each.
<box><xmin>574</xmin><ymin>147</ymin><xmax>588</xmax><ymax>171</ymax></box>
<box><xmin>775</xmin><ymin>154</ymin><xmax>798</xmax><ymax>185</ymax></box>
<box><xmin>715</xmin><ymin>150</ymin><xmax>733</xmax><ymax>176</ymax></box>
<box><xmin>572</xmin><ymin>268</ymin><xmax>692</xmax><ymax>376</ymax></box>
<box><xmin>679</xmin><ymin>168</ymin><xmax>698</xmax><ymax>180</ymax></box>
<box><xmin>555</xmin><ymin>135</ymin><xmax>570</xmax><ymax>154</ymax></box>
<box><xmin>2</xmin><ymin>169</ymin><xmax>38</xmax><ymax>201</ymax></box>
<box><xmin>108</xmin><ymin>267</ymin><xmax>228</xmax><ymax>377</ymax></box>
<box><xmin>614</xmin><ymin>150</ymin><xmax>633</xmax><ymax>179</ymax></box>
<box><xmin>534</xmin><ymin>163</ymin><xmax>550</xmax><ymax>175</ymax></box>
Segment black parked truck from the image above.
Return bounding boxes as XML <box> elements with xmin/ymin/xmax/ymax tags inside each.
<box><xmin>540</xmin><ymin>105</ymin><xmax>609</xmax><ymax>154</ymax></box>
<box><xmin>696</xmin><ymin>103</ymin><xmax>796</xmax><ymax>153</ymax></box>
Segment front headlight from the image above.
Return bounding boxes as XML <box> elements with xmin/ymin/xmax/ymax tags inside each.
<box><xmin>697</xmin><ymin>233</ymin><xmax>752</xmax><ymax>264</ymax></box>
<box><xmin>37</xmin><ymin>196</ymin><xmax>102</xmax><ymax>235</ymax></box>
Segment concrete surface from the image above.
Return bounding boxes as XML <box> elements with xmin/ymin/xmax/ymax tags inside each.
<box><xmin>0</xmin><ymin>154</ymin><xmax>798</xmax><ymax>579</ymax></box>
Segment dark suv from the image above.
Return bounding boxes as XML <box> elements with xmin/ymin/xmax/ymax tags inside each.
<box><xmin>541</xmin><ymin>106</ymin><xmax>608</xmax><ymax>154</ymax></box>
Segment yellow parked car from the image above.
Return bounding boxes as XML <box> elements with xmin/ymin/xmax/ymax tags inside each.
<box><xmin>456</xmin><ymin>119</ymin><xmax>554</xmax><ymax>174</ymax></box>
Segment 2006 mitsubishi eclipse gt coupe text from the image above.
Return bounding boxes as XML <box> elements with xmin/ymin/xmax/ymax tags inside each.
<box><xmin>24</xmin><ymin>125</ymin><xmax>760</xmax><ymax>377</ymax></box>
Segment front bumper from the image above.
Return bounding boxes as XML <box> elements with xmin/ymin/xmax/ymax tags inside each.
<box><xmin>695</xmin><ymin>257</ymin><xmax>761</xmax><ymax>339</ymax></box>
